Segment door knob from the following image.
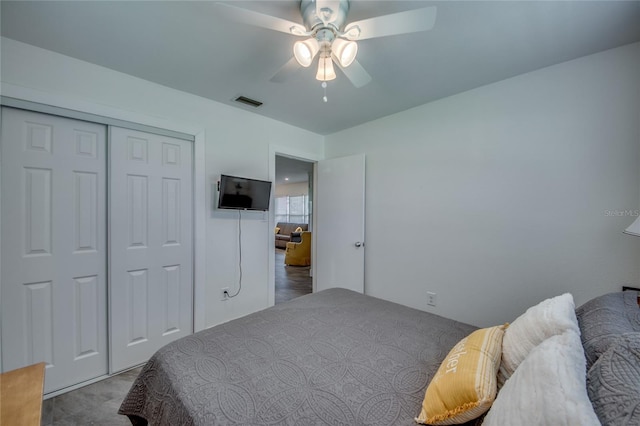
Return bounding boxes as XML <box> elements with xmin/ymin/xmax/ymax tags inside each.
<box><xmin>355</xmin><ymin>242</ymin><xmax>362</xmax><ymax>248</ymax></box>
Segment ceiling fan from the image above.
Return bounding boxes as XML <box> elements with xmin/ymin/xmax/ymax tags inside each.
<box><xmin>216</xmin><ymin>0</ymin><xmax>437</xmax><ymax>100</ymax></box>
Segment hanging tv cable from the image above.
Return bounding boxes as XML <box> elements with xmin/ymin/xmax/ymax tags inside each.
<box><xmin>226</xmin><ymin>210</ymin><xmax>243</xmax><ymax>298</ymax></box>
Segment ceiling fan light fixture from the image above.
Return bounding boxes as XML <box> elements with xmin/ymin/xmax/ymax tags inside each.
<box><xmin>332</xmin><ymin>38</ymin><xmax>358</xmax><ymax>67</ymax></box>
<box><xmin>316</xmin><ymin>56</ymin><xmax>336</xmax><ymax>81</ymax></box>
<box><xmin>293</xmin><ymin>38</ymin><xmax>320</xmax><ymax>67</ymax></box>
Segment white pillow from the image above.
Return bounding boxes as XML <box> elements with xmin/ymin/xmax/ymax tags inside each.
<box><xmin>484</xmin><ymin>330</ymin><xmax>600</xmax><ymax>426</ymax></box>
<box><xmin>498</xmin><ymin>293</ymin><xmax>578</xmax><ymax>385</ymax></box>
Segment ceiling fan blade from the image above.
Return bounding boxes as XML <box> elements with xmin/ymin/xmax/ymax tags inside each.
<box><xmin>270</xmin><ymin>57</ymin><xmax>302</xmax><ymax>83</ymax></box>
<box><xmin>215</xmin><ymin>3</ymin><xmax>306</xmax><ymax>36</ymax></box>
<box><xmin>344</xmin><ymin>6</ymin><xmax>437</xmax><ymax>41</ymax></box>
<box><xmin>334</xmin><ymin>57</ymin><xmax>372</xmax><ymax>88</ymax></box>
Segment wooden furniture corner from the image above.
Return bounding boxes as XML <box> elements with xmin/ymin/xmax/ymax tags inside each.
<box><xmin>0</xmin><ymin>362</ymin><xmax>46</xmax><ymax>426</ymax></box>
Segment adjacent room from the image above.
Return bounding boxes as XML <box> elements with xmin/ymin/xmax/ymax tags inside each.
<box><xmin>274</xmin><ymin>155</ymin><xmax>314</xmax><ymax>304</ymax></box>
<box><xmin>1</xmin><ymin>0</ymin><xmax>639</xmax><ymax>425</ymax></box>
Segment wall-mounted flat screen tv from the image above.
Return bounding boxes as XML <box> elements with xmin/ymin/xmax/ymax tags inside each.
<box><xmin>218</xmin><ymin>174</ymin><xmax>272</xmax><ymax>211</ymax></box>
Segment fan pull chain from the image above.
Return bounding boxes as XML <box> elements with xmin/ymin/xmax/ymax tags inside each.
<box><xmin>322</xmin><ymin>81</ymin><xmax>328</xmax><ymax>102</ymax></box>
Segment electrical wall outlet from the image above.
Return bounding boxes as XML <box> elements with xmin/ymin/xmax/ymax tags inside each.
<box><xmin>221</xmin><ymin>287</ymin><xmax>230</xmax><ymax>301</ymax></box>
<box><xmin>427</xmin><ymin>291</ymin><xmax>437</xmax><ymax>307</ymax></box>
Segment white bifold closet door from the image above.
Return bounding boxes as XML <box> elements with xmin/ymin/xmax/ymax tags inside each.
<box><xmin>1</xmin><ymin>108</ymin><xmax>108</xmax><ymax>393</ymax></box>
<box><xmin>109</xmin><ymin>127</ymin><xmax>193</xmax><ymax>372</ymax></box>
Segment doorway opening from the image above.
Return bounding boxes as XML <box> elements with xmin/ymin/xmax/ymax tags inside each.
<box><xmin>274</xmin><ymin>155</ymin><xmax>314</xmax><ymax>304</ymax></box>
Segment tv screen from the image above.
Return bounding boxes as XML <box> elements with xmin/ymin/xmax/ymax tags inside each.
<box><xmin>218</xmin><ymin>175</ymin><xmax>272</xmax><ymax>211</ymax></box>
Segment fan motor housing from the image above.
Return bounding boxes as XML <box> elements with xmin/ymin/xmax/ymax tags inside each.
<box><xmin>300</xmin><ymin>0</ymin><xmax>350</xmax><ymax>33</ymax></box>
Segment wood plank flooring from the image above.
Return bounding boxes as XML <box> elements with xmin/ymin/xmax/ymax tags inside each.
<box><xmin>275</xmin><ymin>248</ymin><xmax>312</xmax><ymax>304</ymax></box>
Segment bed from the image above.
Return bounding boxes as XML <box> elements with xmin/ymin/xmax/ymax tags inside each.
<box><xmin>120</xmin><ymin>288</ymin><xmax>640</xmax><ymax>425</ymax></box>
<box><xmin>119</xmin><ymin>288</ymin><xmax>478</xmax><ymax>425</ymax></box>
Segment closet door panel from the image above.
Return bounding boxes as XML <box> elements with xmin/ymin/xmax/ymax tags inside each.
<box><xmin>110</xmin><ymin>127</ymin><xmax>193</xmax><ymax>372</ymax></box>
<box><xmin>1</xmin><ymin>108</ymin><xmax>108</xmax><ymax>393</ymax></box>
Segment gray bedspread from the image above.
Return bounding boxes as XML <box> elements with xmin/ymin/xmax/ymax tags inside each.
<box><xmin>119</xmin><ymin>288</ymin><xmax>477</xmax><ymax>425</ymax></box>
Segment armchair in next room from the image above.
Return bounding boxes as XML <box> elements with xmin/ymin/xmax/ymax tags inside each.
<box><xmin>284</xmin><ymin>231</ymin><xmax>312</xmax><ymax>266</ymax></box>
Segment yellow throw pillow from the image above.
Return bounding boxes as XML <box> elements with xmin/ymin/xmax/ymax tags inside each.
<box><xmin>294</xmin><ymin>226</ymin><xmax>303</xmax><ymax>232</ymax></box>
<box><xmin>415</xmin><ymin>324</ymin><xmax>507</xmax><ymax>425</ymax></box>
<box><xmin>274</xmin><ymin>227</ymin><xmax>281</xmax><ymax>234</ymax></box>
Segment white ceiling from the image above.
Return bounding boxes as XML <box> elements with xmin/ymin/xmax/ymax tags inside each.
<box><xmin>2</xmin><ymin>1</ymin><xmax>640</xmax><ymax>135</ymax></box>
<box><xmin>275</xmin><ymin>155</ymin><xmax>313</xmax><ymax>186</ymax></box>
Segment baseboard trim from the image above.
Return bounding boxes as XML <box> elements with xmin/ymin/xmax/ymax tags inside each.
<box><xmin>43</xmin><ymin>364</ymin><xmax>145</xmax><ymax>400</ymax></box>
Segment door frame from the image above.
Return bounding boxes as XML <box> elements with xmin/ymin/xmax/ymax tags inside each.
<box><xmin>268</xmin><ymin>145</ymin><xmax>321</xmax><ymax>307</ymax></box>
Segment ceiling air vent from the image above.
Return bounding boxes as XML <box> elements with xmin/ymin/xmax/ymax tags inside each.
<box><xmin>234</xmin><ymin>96</ymin><xmax>263</xmax><ymax>108</ymax></box>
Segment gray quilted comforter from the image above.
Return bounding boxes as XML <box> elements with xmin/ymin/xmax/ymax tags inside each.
<box><xmin>119</xmin><ymin>288</ymin><xmax>477</xmax><ymax>425</ymax></box>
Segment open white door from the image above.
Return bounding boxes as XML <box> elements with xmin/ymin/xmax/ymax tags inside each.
<box><xmin>315</xmin><ymin>154</ymin><xmax>365</xmax><ymax>293</ymax></box>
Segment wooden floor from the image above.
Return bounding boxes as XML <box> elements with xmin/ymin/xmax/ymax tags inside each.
<box><xmin>275</xmin><ymin>248</ymin><xmax>312</xmax><ymax>304</ymax></box>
